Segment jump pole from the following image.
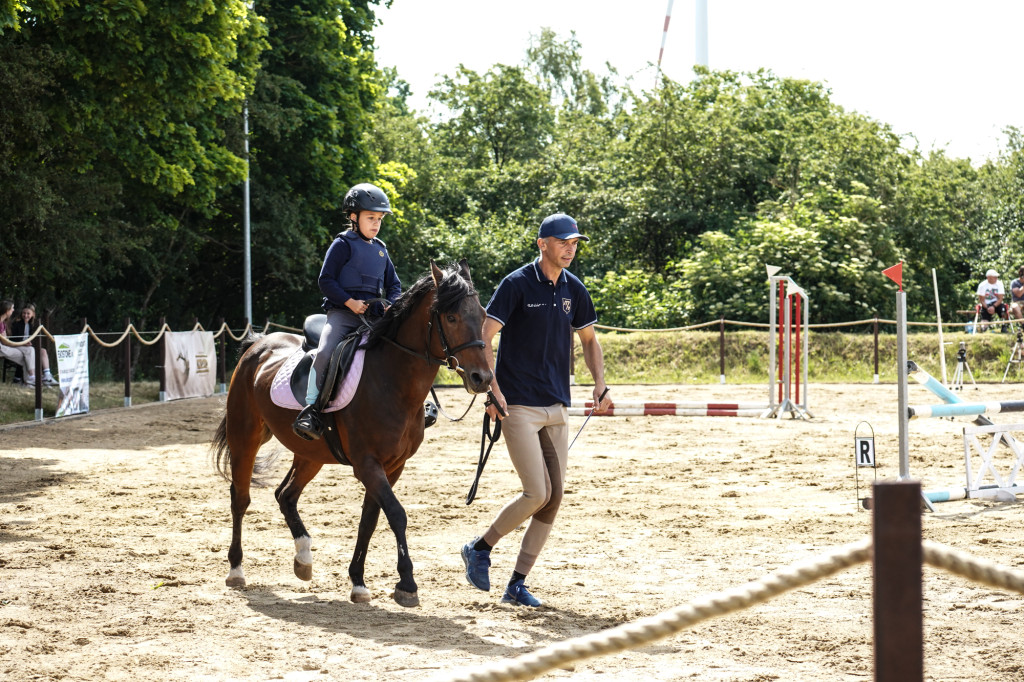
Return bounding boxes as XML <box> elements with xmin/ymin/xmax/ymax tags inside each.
<box><xmin>568</xmin><ymin>401</ymin><xmax>768</xmax><ymax>417</ymax></box>
<box><xmin>907</xmin><ymin>360</ymin><xmax>1018</xmax><ymax>448</ymax></box>
<box><xmin>908</xmin><ymin>400</ymin><xmax>1024</xmax><ymax>419</ymax></box>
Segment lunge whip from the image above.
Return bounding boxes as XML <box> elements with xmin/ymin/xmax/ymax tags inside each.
<box><xmin>568</xmin><ymin>386</ymin><xmax>610</xmax><ymax>451</ymax></box>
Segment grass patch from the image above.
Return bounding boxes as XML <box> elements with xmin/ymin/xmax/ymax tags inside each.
<box><xmin>578</xmin><ymin>328</ymin><xmax>1024</xmax><ymax>385</ymax></box>
<box><xmin>0</xmin><ymin>380</ymin><xmax>160</xmax><ymax>425</ymax></box>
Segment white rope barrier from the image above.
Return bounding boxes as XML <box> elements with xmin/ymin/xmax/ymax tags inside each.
<box><xmin>439</xmin><ymin>538</ymin><xmax>872</xmax><ymax>682</ymax></box>
<box><xmin>438</xmin><ymin>538</ymin><xmax>1024</xmax><ymax>682</ymax></box>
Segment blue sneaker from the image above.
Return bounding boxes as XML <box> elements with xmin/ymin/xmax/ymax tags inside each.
<box><xmin>501</xmin><ymin>579</ymin><xmax>542</xmax><ymax>607</ymax></box>
<box><xmin>461</xmin><ymin>538</ymin><xmax>491</xmax><ymax>591</ymax></box>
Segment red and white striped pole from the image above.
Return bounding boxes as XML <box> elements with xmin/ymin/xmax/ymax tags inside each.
<box><xmin>656</xmin><ymin>0</ymin><xmax>675</xmax><ymax>85</ymax></box>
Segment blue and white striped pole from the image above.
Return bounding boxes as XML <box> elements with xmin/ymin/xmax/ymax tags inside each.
<box><xmin>909</xmin><ymin>400</ymin><xmax>1024</xmax><ymax>420</ymax></box>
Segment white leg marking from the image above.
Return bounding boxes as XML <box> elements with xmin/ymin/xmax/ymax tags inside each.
<box><xmin>294</xmin><ymin>535</ymin><xmax>313</xmax><ymax>566</ymax></box>
<box><xmin>226</xmin><ymin>566</ymin><xmax>246</xmax><ymax>585</ymax></box>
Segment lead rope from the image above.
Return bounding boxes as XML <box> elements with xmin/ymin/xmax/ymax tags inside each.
<box><xmin>466</xmin><ymin>391</ymin><xmax>505</xmax><ymax>505</ymax></box>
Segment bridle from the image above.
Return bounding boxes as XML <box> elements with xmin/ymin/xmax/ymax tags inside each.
<box><xmin>377</xmin><ymin>305</ymin><xmax>487</xmax><ymax>422</ymax></box>
<box><xmin>376</xmin><ymin>306</ymin><xmax>485</xmax><ymax>375</ymax></box>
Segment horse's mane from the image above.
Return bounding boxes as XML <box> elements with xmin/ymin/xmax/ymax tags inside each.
<box><xmin>365</xmin><ymin>262</ymin><xmax>477</xmax><ymax>349</ymax></box>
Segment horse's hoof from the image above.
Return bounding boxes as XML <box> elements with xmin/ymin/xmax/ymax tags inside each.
<box><xmin>393</xmin><ymin>588</ymin><xmax>419</xmax><ymax>608</ymax></box>
<box><xmin>226</xmin><ymin>566</ymin><xmax>246</xmax><ymax>587</ymax></box>
<box><xmin>294</xmin><ymin>559</ymin><xmax>313</xmax><ymax>581</ymax></box>
<box><xmin>350</xmin><ymin>585</ymin><xmax>372</xmax><ymax>603</ymax></box>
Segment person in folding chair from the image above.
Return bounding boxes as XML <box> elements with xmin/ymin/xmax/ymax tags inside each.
<box><xmin>460</xmin><ymin>213</ymin><xmax>611</xmax><ymax>608</ymax></box>
<box><xmin>976</xmin><ymin>268</ymin><xmax>1009</xmax><ymax>333</ymax></box>
<box><xmin>292</xmin><ymin>183</ymin><xmax>401</xmax><ymax>441</ymax></box>
<box><xmin>1009</xmin><ymin>266</ymin><xmax>1024</xmax><ymax>326</ymax></box>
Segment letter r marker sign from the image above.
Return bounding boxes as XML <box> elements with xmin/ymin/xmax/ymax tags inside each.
<box><xmin>855</xmin><ymin>436</ymin><xmax>875</xmax><ymax>467</ymax></box>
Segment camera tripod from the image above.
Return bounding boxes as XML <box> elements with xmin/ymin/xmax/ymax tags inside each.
<box><xmin>1002</xmin><ymin>326</ymin><xmax>1024</xmax><ymax>383</ymax></box>
<box><xmin>951</xmin><ymin>341</ymin><xmax>977</xmax><ymax>391</ymax></box>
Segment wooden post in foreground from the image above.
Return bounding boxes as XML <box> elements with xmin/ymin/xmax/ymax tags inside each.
<box><xmin>872</xmin><ymin>480</ymin><xmax>923</xmax><ymax>682</ymax></box>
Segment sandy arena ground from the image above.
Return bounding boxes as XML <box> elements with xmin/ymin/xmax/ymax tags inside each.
<box><xmin>2</xmin><ymin>382</ymin><xmax>1023</xmax><ymax>681</ymax></box>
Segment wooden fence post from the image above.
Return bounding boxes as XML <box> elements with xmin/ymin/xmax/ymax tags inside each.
<box><xmin>158</xmin><ymin>316</ymin><xmax>167</xmax><ymax>402</ymax></box>
<box><xmin>873</xmin><ymin>317</ymin><xmax>880</xmax><ymax>384</ymax></box>
<box><xmin>217</xmin><ymin>317</ymin><xmax>227</xmax><ymax>394</ymax></box>
<box><xmin>872</xmin><ymin>480</ymin><xmax>923</xmax><ymax>682</ymax></box>
<box><xmin>123</xmin><ymin>317</ymin><xmax>132</xmax><ymax>407</ymax></box>
<box><xmin>719</xmin><ymin>317</ymin><xmax>726</xmax><ymax>384</ymax></box>
<box><xmin>33</xmin><ymin>333</ymin><xmax>43</xmax><ymax>421</ymax></box>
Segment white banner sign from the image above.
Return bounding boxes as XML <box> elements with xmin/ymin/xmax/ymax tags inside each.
<box><xmin>54</xmin><ymin>333</ymin><xmax>90</xmax><ymax>418</ymax></box>
<box><xmin>164</xmin><ymin>331</ymin><xmax>216</xmax><ymax>400</ymax></box>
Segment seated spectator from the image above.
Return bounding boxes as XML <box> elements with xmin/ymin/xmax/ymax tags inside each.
<box><xmin>977</xmin><ymin>269</ymin><xmax>1009</xmax><ymax>332</ymax></box>
<box><xmin>1010</xmin><ymin>266</ymin><xmax>1024</xmax><ymax>323</ymax></box>
<box><xmin>9</xmin><ymin>302</ymin><xmax>58</xmax><ymax>385</ymax></box>
<box><xmin>0</xmin><ymin>299</ymin><xmax>37</xmax><ymax>387</ymax></box>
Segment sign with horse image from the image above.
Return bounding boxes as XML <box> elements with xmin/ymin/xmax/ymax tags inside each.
<box><xmin>163</xmin><ymin>331</ymin><xmax>216</xmax><ymax>400</ymax></box>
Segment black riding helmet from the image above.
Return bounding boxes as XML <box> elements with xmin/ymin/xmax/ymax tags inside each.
<box><xmin>343</xmin><ymin>183</ymin><xmax>391</xmax><ymax>239</ymax></box>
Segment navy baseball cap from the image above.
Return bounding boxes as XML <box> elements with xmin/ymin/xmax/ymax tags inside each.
<box><xmin>538</xmin><ymin>213</ymin><xmax>589</xmax><ymax>241</ymax></box>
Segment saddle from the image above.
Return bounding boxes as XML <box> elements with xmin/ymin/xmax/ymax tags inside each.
<box><xmin>284</xmin><ymin>314</ymin><xmax>371</xmax><ymax>467</ymax></box>
<box><xmin>287</xmin><ymin>314</ymin><xmax>368</xmax><ymax>409</ymax></box>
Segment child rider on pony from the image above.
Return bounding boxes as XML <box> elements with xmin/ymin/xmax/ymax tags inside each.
<box><xmin>292</xmin><ymin>183</ymin><xmax>401</xmax><ymax>441</ymax></box>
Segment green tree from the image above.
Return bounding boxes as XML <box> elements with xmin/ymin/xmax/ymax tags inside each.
<box><xmin>1</xmin><ymin>1</ymin><xmax>264</xmax><ymax>328</ymax></box>
<box><xmin>430</xmin><ymin>64</ymin><xmax>554</xmax><ymax>170</ymax></box>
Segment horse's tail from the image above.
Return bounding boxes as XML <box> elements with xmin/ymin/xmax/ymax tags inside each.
<box><xmin>238</xmin><ymin>329</ymin><xmax>264</xmax><ymax>358</ymax></box>
<box><xmin>211</xmin><ymin>413</ymin><xmax>282</xmax><ymax>487</ymax></box>
<box><xmin>212</xmin><ymin>414</ymin><xmax>233</xmax><ymax>483</ymax></box>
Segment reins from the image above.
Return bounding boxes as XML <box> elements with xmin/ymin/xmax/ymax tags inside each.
<box><xmin>367</xmin><ymin>297</ymin><xmax>486</xmax><ymax>423</ymax></box>
<box><xmin>466</xmin><ymin>391</ymin><xmax>505</xmax><ymax>505</ymax></box>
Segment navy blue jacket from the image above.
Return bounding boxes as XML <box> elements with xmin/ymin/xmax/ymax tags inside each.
<box><xmin>319</xmin><ymin>231</ymin><xmax>401</xmax><ymax>312</ymax></box>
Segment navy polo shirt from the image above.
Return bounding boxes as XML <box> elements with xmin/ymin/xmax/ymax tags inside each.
<box><xmin>486</xmin><ymin>259</ymin><xmax>598</xmax><ymax>407</ymax></box>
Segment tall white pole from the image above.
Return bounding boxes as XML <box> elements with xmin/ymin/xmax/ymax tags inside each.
<box><xmin>695</xmin><ymin>0</ymin><xmax>708</xmax><ymax>67</ymax></box>
<box><xmin>243</xmin><ymin>103</ymin><xmax>253</xmax><ymax>326</ymax></box>
<box><xmin>897</xmin><ymin>291</ymin><xmax>909</xmax><ymax>479</ymax></box>
<box><xmin>656</xmin><ymin>0</ymin><xmax>675</xmax><ymax>86</ymax></box>
<box><xmin>932</xmin><ymin>268</ymin><xmax>947</xmax><ymax>385</ymax></box>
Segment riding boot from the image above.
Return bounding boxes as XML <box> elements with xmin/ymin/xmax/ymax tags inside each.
<box><xmin>292</xmin><ymin>367</ymin><xmax>326</xmax><ymax>441</ymax></box>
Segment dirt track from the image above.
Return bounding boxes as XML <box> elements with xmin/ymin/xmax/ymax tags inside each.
<box><xmin>2</xmin><ymin>382</ymin><xmax>1023</xmax><ymax>681</ymax></box>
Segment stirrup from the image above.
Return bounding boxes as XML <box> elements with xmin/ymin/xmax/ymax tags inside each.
<box><xmin>424</xmin><ymin>401</ymin><xmax>438</xmax><ymax>428</ymax></box>
<box><xmin>292</xmin><ymin>405</ymin><xmax>325</xmax><ymax>441</ymax></box>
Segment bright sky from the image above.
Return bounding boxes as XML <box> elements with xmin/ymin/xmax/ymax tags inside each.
<box><xmin>375</xmin><ymin>0</ymin><xmax>1023</xmax><ymax>163</ymax></box>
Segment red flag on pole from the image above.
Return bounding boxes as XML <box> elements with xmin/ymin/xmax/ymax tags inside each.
<box><xmin>882</xmin><ymin>262</ymin><xmax>903</xmax><ymax>291</ymax></box>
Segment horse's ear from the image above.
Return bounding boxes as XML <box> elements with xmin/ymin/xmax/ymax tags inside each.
<box><xmin>430</xmin><ymin>260</ymin><xmax>443</xmax><ymax>289</ymax></box>
<box><xmin>458</xmin><ymin>258</ymin><xmax>472</xmax><ymax>284</ymax></box>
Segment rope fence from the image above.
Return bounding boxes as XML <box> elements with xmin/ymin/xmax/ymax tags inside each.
<box><xmin>439</xmin><ymin>483</ymin><xmax>1024</xmax><ymax>682</ymax></box>
<box><xmin>594</xmin><ymin>316</ymin><xmax>971</xmax><ymax>333</ymax></box>
<box><xmin>0</xmin><ymin>311</ymin><xmax>1012</xmax><ymax>423</ymax></box>
<box><xmin>1</xmin><ymin>318</ymin><xmax>266</xmax><ymax>421</ymax></box>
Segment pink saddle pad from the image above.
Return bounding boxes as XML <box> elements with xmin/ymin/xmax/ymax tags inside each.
<box><xmin>269</xmin><ymin>342</ymin><xmax>366</xmax><ymax>412</ymax></box>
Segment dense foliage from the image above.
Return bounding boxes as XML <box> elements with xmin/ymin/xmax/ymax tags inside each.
<box><xmin>2</xmin><ymin>12</ymin><xmax>1023</xmax><ymax>331</ymax></box>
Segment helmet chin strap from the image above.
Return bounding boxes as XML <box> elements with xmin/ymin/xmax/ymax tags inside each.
<box><xmin>351</xmin><ymin>212</ymin><xmax>372</xmax><ymax>241</ymax></box>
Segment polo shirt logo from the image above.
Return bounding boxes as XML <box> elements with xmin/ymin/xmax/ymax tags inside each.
<box><xmin>562</xmin><ymin>298</ymin><xmax>572</xmax><ymax>314</ymax></box>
